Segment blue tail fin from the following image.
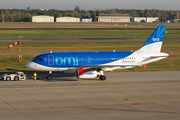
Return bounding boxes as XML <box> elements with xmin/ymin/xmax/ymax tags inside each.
<box><xmin>137</xmin><ymin>25</ymin><xmax>166</xmax><ymax>53</ymax></box>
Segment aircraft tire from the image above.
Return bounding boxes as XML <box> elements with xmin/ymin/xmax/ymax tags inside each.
<box><xmin>47</xmin><ymin>76</ymin><xmax>51</xmax><ymax>80</ymax></box>
<box><xmin>14</xmin><ymin>76</ymin><xmax>19</xmax><ymax>81</ymax></box>
<box><xmin>6</xmin><ymin>77</ymin><xmax>11</xmax><ymax>81</ymax></box>
<box><xmin>99</xmin><ymin>75</ymin><xmax>106</xmax><ymax>81</ymax></box>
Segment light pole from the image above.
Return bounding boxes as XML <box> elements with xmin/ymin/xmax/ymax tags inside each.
<box><xmin>177</xmin><ymin>9</ymin><xmax>179</xmax><ymax>23</ymax></box>
<box><xmin>2</xmin><ymin>7</ymin><xmax>4</xmax><ymax>24</ymax></box>
<box><xmin>94</xmin><ymin>8</ymin><xmax>96</xmax><ymax>22</ymax></box>
<box><xmin>18</xmin><ymin>35</ymin><xmax>24</xmax><ymax>62</ymax></box>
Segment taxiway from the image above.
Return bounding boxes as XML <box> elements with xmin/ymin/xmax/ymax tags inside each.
<box><xmin>0</xmin><ymin>71</ymin><xmax>180</xmax><ymax>120</ymax></box>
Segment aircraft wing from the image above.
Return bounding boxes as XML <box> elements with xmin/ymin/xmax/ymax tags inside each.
<box><xmin>78</xmin><ymin>65</ymin><xmax>136</xmax><ymax>68</ymax></box>
<box><xmin>77</xmin><ymin>65</ymin><xmax>137</xmax><ymax>71</ymax></box>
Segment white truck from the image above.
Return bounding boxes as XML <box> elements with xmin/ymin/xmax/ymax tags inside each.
<box><xmin>1</xmin><ymin>71</ymin><xmax>26</xmax><ymax>81</ymax></box>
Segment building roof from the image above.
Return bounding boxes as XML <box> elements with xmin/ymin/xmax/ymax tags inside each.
<box><xmin>97</xmin><ymin>14</ymin><xmax>130</xmax><ymax>17</ymax></box>
<box><xmin>56</xmin><ymin>17</ymin><xmax>80</xmax><ymax>19</ymax></box>
<box><xmin>32</xmin><ymin>15</ymin><xmax>54</xmax><ymax>18</ymax></box>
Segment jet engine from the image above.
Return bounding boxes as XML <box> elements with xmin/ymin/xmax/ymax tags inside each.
<box><xmin>75</xmin><ymin>69</ymin><xmax>98</xmax><ymax>79</ymax></box>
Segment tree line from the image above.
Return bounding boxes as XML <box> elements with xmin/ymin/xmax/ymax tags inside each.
<box><xmin>0</xmin><ymin>9</ymin><xmax>178</xmax><ymax>22</ymax></box>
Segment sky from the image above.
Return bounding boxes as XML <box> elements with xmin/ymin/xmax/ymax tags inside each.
<box><xmin>1</xmin><ymin>0</ymin><xmax>180</xmax><ymax>10</ymax></box>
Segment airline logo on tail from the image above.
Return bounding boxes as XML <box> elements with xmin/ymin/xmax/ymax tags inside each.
<box><xmin>152</xmin><ymin>38</ymin><xmax>159</xmax><ymax>41</ymax></box>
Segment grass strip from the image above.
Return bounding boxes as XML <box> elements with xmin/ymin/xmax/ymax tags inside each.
<box><xmin>0</xmin><ymin>41</ymin><xmax>179</xmax><ymax>73</ymax></box>
<box><xmin>0</xmin><ymin>30</ymin><xmax>180</xmax><ymax>38</ymax></box>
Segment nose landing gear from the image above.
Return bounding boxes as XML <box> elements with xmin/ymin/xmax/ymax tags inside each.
<box><xmin>47</xmin><ymin>71</ymin><xmax>52</xmax><ymax>80</ymax></box>
<box><xmin>98</xmin><ymin>70</ymin><xmax>106</xmax><ymax>80</ymax></box>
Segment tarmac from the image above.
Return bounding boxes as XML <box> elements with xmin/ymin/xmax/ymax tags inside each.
<box><xmin>0</xmin><ymin>71</ymin><xmax>180</xmax><ymax>120</ymax></box>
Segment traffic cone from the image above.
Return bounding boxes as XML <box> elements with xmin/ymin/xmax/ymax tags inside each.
<box><xmin>19</xmin><ymin>52</ymin><xmax>22</xmax><ymax>62</ymax></box>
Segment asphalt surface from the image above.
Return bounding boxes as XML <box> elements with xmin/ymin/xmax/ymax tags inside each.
<box><xmin>0</xmin><ymin>71</ymin><xmax>180</xmax><ymax>120</ymax></box>
<box><xmin>0</xmin><ymin>37</ymin><xmax>179</xmax><ymax>43</ymax></box>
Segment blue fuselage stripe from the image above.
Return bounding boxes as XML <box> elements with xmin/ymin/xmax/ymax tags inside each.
<box><xmin>32</xmin><ymin>51</ymin><xmax>134</xmax><ymax>68</ymax></box>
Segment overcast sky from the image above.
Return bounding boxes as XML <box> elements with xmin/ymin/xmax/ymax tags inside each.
<box><xmin>1</xmin><ymin>0</ymin><xmax>180</xmax><ymax>10</ymax></box>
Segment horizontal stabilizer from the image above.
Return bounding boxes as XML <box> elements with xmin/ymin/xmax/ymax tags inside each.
<box><xmin>150</xmin><ymin>55</ymin><xmax>176</xmax><ymax>58</ymax></box>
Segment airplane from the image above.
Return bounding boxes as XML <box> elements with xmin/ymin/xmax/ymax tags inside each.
<box><xmin>26</xmin><ymin>25</ymin><xmax>169</xmax><ymax>80</ymax></box>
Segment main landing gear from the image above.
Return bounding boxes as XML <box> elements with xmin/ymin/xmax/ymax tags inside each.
<box><xmin>46</xmin><ymin>70</ymin><xmax>106</xmax><ymax>80</ymax></box>
<box><xmin>47</xmin><ymin>71</ymin><xmax>52</xmax><ymax>80</ymax></box>
<box><xmin>98</xmin><ymin>70</ymin><xmax>106</xmax><ymax>81</ymax></box>
<box><xmin>99</xmin><ymin>75</ymin><xmax>106</xmax><ymax>80</ymax></box>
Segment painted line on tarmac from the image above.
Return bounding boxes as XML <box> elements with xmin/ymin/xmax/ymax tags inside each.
<box><xmin>0</xmin><ymin>101</ymin><xmax>180</xmax><ymax>112</ymax></box>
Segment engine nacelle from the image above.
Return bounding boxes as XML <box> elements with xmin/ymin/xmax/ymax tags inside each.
<box><xmin>76</xmin><ymin>69</ymin><xmax>98</xmax><ymax>79</ymax></box>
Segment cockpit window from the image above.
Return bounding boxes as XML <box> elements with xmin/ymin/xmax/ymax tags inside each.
<box><xmin>33</xmin><ymin>58</ymin><xmax>43</xmax><ymax>61</ymax></box>
<box><xmin>33</xmin><ymin>58</ymin><xmax>39</xmax><ymax>61</ymax></box>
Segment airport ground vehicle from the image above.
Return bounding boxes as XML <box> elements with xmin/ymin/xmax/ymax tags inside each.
<box><xmin>1</xmin><ymin>71</ymin><xmax>26</xmax><ymax>81</ymax></box>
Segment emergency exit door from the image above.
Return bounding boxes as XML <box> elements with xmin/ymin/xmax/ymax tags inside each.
<box><xmin>48</xmin><ymin>55</ymin><xmax>54</xmax><ymax>66</ymax></box>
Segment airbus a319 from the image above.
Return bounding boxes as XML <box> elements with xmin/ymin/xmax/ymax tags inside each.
<box><xmin>27</xmin><ymin>25</ymin><xmax>169</xmax><ymax>80</ymax></box>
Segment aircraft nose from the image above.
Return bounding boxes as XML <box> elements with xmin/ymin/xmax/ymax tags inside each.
<box><xmin>26</xmin><ymin>61</ymin><xmax>34</xmax><ymax>69</ymax></box>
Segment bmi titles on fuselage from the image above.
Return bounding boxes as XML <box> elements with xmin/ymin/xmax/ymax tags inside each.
<box><xmin>55</xmin><ymin>56</ymin><xmax>78</xmax><ymax>66</ymax></box>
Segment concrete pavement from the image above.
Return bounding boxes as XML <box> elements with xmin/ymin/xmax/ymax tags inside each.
<box><xmin>0</xmin><ymin>71</ymin><xmax>180</xmax><ymax>120</ymax></box>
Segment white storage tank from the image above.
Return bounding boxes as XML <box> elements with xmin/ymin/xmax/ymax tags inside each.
<box><xmin>56</xmin><ymin>17</ymin><xmax>80</xmax><ymax>22</ymax></box>
<box><xmin>32</xmin><ymin>15</ymin><xmax>54</xmax><ymax>22</ymax></box>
